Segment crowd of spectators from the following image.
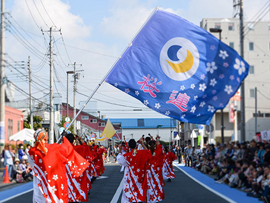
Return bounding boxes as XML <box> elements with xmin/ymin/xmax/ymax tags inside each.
<box><xmin>1</xmin><ymin>143</ymin><xmax>32</xmax><ymax>183</ymax></box>
<box><xmin>181</xmin><ymin>140</ymin><xmax>270</xmax><ymax>203</ymax></box>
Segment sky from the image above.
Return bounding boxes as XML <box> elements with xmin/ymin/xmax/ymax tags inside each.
<box><xmin>4</xmin><ymin>0</ymin><xmax>270</xmax><ymax>119</ymax></box>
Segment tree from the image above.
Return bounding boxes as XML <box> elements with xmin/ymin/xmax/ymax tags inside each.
<box><xmin>24</xmin><ymin>115</ymin><xmax>43</xmax><ymax>130</ymax></box>
<box><xmin>58</xmin><ymin>116</ymin><xmax>74</xmax><ymax>134</ymax></box>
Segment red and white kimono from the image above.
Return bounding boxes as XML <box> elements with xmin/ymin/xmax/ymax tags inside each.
<box><xmin>117</xmin><ymin>149</ymin><xmax>151</xmax><ymax>203</ymax></box>
<box><xmin>147</xmin><ymin>144</ymin><xmax>165</xmax><ymax>203</ymax></box>
<box><xmin>28</xmin><ymin>137</ymin><xmax>89</xmax><ymax>203</ymax></box>
<box><xmin>163</xmin><ymin>152</ymin><xmax>177</xmax><ymax>180</ymax></box>
<box><xmin>67</xmin><ymin>143</ymin><xmax>92</xmax><ymax>202</ymax></box>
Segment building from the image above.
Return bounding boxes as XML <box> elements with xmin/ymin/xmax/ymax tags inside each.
<box><xmin>109</xmin><ymin>118</ymin><xmax>178</xmax><ymax>142</ymax></box>
<box><xmin>5</xmin><ymin>105</ymin><xmax>24</xmax><ymax>144</ymax></box>
<box><xmin>61</xmin><ymin>103</ymin><xmax>122</xmax><ymax>143</ymax></box>
<box><xmin>199</xmin><ymin>18</ymin><xmax>270</xmax><ymax>141</ymax></box>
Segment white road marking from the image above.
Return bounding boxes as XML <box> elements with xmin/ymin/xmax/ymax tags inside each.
<box><xmin>97</xmin><ymin>176</ymin><xmax>109</xmax><ymax>179</ymax></box>
<box><xmin>173</xmin><ymin>163</ymin><xmax>236</xmax><ymax>203</ymax></box>
<box><xmin>110</xmin><ymin>177</ymin><xmax>124</xmax><ymax>203</ymax></box>
<box><xmin>0</xmin><ymin>188</ymin><xmax>33</xmax><ymax>203</ymax></box>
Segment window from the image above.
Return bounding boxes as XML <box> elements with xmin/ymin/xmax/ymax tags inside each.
<box><xmin>249</xmin><ymin>65</ymin><xmax>254</xmax><ymax>74</ymax></box>
<box><xmin>228</xmin><ymin>23</ymin><xmax>234</xmax><ymax>31</ymax></box>
<box><xmin>250</xmin><ymin>89</ymin><xmax>255</xmax><ymax>98</ymax></box>
<box><xmin>248</xmin><ymin>23</ymin><xmax>254</xmax><ymax>30</ymax></box>
<box><xmin>17</xmin><ymin>121</ymin><xmax>20</xmax><ymax>132</ymax></box>
<box><xmin>253</xmin><ymin>113</ymin><xmax>264</xmax><ymax>117</ymax></box>
<box><xmin>137</xmin><ymin>119</ymin><xmax>144</xmax><ymax>127</ymax></box>
<box><xmin>8</xmin><ymin>119</ymin><xmax>13</xmax><ymax>137</ymax></box>
<box><xmin>229</xmin><ymin>42</ymin><xmax>234</xmax><ymax>49</ymax></box>
<box><xmin>90</xmin><ymin>119</ymin><xmax>97</xmax><ymax>123</ymax></box>
<box><xmin>249</xmin><ymin>42</ymin><xmax>254</xmax><ymax>51</ymax></box>
<box><xmin>98</xmin><ymin>122</ymin><xmax>105</xmax><ymax>127</ymax></box>
<box><xmin>81</xmin><ymin>116</ymin><xmax>89</xmax><ymax>120</ymax></box>
<box><xmin>265</xmin><ymin>113</ymin><xmax>270</xmax><ymax>117</ymax></box>
<box><xmin>215</xmin><ymin>23</ymin><xmax>221</xmax><ymax>29</ymax></box>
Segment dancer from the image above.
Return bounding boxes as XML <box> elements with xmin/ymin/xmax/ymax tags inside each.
<box><xmin>163</xmin><ymin>146</ymin><xmax>177</xmax><ymax>182</ymax></box>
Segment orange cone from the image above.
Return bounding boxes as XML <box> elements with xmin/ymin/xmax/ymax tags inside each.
<box><xmin>2</xmin><ymin>165</ymin><xmax>11</xmax><ymax>183</ymax></box>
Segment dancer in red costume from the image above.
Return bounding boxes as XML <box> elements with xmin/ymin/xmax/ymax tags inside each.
<box><xmin>162</xmin><ymin>146</ymin><xmax>177</xmax><ymax>182</ymax></box>
<box><xmin>146</xmin><ymin>135</ymin><xmax>165</xmax><ymax>203</ymax></box>
<box><xmin>117</xmin><ymin>138</ymin><xmax>151</xmax><ymax>203</ymax></box>
<box><xmin>28</xmin><ymin>129</ymin><xmax>89</xmax><ymax>203</ymax></box>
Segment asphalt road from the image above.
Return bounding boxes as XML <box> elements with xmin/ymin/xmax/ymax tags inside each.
<box><xmin>1</xmin><ymin>162</ymin><xmax>229</xmax><ymax>203</ymax></box>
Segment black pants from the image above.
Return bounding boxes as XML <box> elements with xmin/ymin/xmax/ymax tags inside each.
<box><xmin>177</xmin><ymin>156</ymin><xmax>181</xmax><ymax>163</ymax></box>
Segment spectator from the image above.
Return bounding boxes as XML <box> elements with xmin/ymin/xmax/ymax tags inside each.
<box><xmin>175</xmin><ymin>146</ymin><xmax>182</xmax><ymax>164</ymax></box>
<box><xmin>185</xmin><ymin>145</ymin><xmax>193</xmax><ymax>167</ymax></box>
<box><xmin>18</xmin><ymin>144</ymin><xmax>26</xmax><ymax>161</ymax></box>
<box><xmin>247</xmin><ymin>140</ymin><xmax>257</xmax><ymax>161</ymax></box>
<box><xmin>225</xmin><ymin>144</ymin><xmax>235</xmax><ymax>159</ymax></box>
<box><xmin>12</xmin><ymin>158</ymin><xmax>23</xmax><ymax>182</ymax></box>
<box><xmin>19</xmin><ymin>159</ymin><xmax>32</xmax><ymax>181</ymax></box>
<box><xmin>257</xmin><ymin>143</ymin><xmax>265</xmax><ymax>163</ymax></box>
<box><xmin>263</xmin><ymin>145</ymin><xmax>270</xmax><ymax>163</ymax></box>
<box><xmin>4</xmin><ymin>144</ymin><xmax>14</xmax><ymax>180</ymax></box>
<box><xmin>25</xmin><ymin>144</ymin><xmax>31</xmax><ymax>156</ymax></box>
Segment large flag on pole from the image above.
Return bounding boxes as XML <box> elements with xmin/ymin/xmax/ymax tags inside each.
<box><xmin>105</xmin><ymin>9</ymin><xmax>249</xmax><ymax>125</ymax></box>
<box><xmin>95</xmin><ymin>119</ymin><xmax>116</xmax><ymax>142</ymax></box>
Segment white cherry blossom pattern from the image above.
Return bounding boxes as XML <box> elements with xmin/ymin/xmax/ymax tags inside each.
<box><xmin>165</xmin><ymin>111</ymin><xmax>170</xmax><ymax>115</ymax></box>
<box><xmin>190</xmin><ymin>106</ymin><xmax>196</xmax><ymax>113</ymax></box>
<box><xmin>212</xmin><ymin>90</ymin><xmax>217</xmax><ymax>94</ymax></box>
<box><xmin>234</xmin><ymin>58</ymin><xmax>246</xmax><ymax>75</ymax></box>
<box><xmin>190</xmin><ymin>84</ymin><xmax>195</xmax><ymax>89</ymax></box>
<box><xmin>144</xmin><ymin>100</ymin><xmax>149</xmax><ymax>105</ymax></box>
<box><xmin>155</xmin><ymin>103</ymin><xmax>161</xmax><ymax>109</ymax></box>
<box><xmin>223</xmin><ymin>62</ymin><xmax>229</xmax><ymax>68</ymax></box>
<box><xmin>51</xmin><ymin>186</ymin><xmax>57</xmax><ymax>193</ymax></box>
<box><xmin>199</xmin><ymin>102</ymin><xmax>206</xmax><ymax>107</ymax></box>
<box><xmin>180</xmin><ymin>85</ymin><xmax>185</xmax><ymax>91</ymax></box>
<box><xmin>114</xmin><ymin>83</ymin><xmax>118</xmax><ymax>87</ymax></box>
<box><xmin>210</xmin><ymin>45</ymin><xmax>216</xmax><ymax>50</ymax></box>
<box><xmin>206</xmin><ymin>62</ymin><xmax>217</xmax><ymax>74</ymax></box>
<box><xmin>52</xmin><ymin>175</ymin><xmax>58</xmax><ymax>181</ymax></box>
<box><xmin>224</xmin><ymin>85</ymin><xmax>233</xmax><ymax>94</ymax></box>
<box><xmin>200</xmin><ymin>74</ymin><xmax>206</xmax><ymax>80</ymax></box>
<box><xmin>219</xmin><ymin>50</ymin><xmax>229</xmax><ymax>60</ymax></box>
<box><xmin>61</xmin><ymin>184</ymin><xmax>64</xmax><ymax>190</ymax></box>
<box><xmin>219</xmin><ymin>74</ymin><xmax>225</xmax><ymax>79</ymax></box>
<box><xmin>135</xmin><ymin>91</ymin><xmax>139</xmax><ymax>96</ymax></box>
<box><xmin>125</xmin><ymin>88</ymin><xmax>130</xmax><ymax>94</ymax></box>
<box><xmin>194</xmin><ymin>95</ymin><xmax>198</xmax><ymax>100</ymax></box>
<box><xmin>230</xmin><ymin>75</ymin><xmax>234</xmax><ymax>80</ymax></box>
<box><xmin>213</xmin><ymin>96</ymin><xmax>218</xmax><ymax>101</ymax></box>
<box><xmin>210</xmin><ymin>78</ymin><xmax>217</xmax><ymax>87</ymax></box>
<box><xmin>208</xmin><ymin>105</ymin><xmax>215</xmax><ymax>113</ymax></box>
<box><xmin>199</xmin><ymin>83</ymin><xmax>207</xmax><ymax>92</ymax></box>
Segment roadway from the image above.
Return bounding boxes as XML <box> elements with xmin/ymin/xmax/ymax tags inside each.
<box><xmin>0</xmin><ymin>161</ymin><xmax>229</xmax><ymax>203</ymax></box>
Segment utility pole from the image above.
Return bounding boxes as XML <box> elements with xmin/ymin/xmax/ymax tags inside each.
<box><xmin>49</xmin><ymin>27</ymin><xmax>54</xmax><ymax>144</ymax></box>
<box><xmin>66</xmin><ymin>71</ymin><xmax>74</xmax><ymax>118</ymax></box>
<box><xmin>239</xmin><ymin>0</ymin><xmax>246</xmax><ymax>141</ymax></box>
<box><xmin>255</xmin><ymin>87</ymin><xmax>257</xmax><ymax>135</ymax></box>
<box><xmin>0</xmin><ymin>0</ymin><xmax>5</xmax><ymax>152</ymax></box>
<box><xmin>73</xmin><ymin>62</ymin><xmax>77</xmax><ymax>135</ymax></box>
<box><xmin>28</xmin><ymin>56</ymin><xmax>33</xmax><ymax>129</ymax></box>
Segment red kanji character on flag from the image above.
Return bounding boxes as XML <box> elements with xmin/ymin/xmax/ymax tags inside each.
<box><xmin>137</xmin><ymin>74</ymin><xmax>162</xmax><ymax>98</ymax></box>
<box><xmin>166</xmin><ymin>91</ymin><xmax>190</xmax><ymax>112</ymax></box>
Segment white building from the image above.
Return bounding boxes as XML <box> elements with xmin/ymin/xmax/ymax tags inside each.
<box><xmin>198</xmin><ymin>18</ymin><xmax>270</xmax><ymax>142</ymax></box>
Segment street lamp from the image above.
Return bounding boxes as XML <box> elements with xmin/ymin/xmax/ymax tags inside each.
<box><xmin>209</xmin><ymin>28</ymin><xmax>225</xmax><ymax>144</ymax></box>
<box><xmin>66</xmin><ymin>71</ymin><xmax>74</xmax><ymax>118</ymax></box>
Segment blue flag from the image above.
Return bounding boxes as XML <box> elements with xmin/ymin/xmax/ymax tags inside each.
<box><xmin>105</xmin><ymin>9</ymin><xmax>249</xmax><ymax>125</ymax></box>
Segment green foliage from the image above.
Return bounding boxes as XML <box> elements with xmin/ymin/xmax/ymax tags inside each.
<box><xmin>159</xmin><ymin>140</ymin><xmax>170</xmax><ymax>146</ymax></box>
<box><xmin>58</xmin><ymin>116</ymin><xmax>74</xmax><ymax>134</ymax></box>
<box><xmin>23</xmin><ymin>115</ymin><xmax>43</xmax><ymax>130</ymax></box>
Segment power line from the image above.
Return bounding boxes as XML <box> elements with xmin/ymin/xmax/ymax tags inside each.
<box><xmin>25</xmin><ymin>0</ymin><xmax>41</xmax><ymax>29</ymax></box>
<box><xmin>40</xmin><ymin>0</ymin><xmax>56</xmax><ymax>27</ymax></box>
<box><xmin>257</xmin><ymin>89</ymin><xmax>270</xmax><ymax>101</ymax></box>
<box><xmin>32</xmin><ymin>0</ymin><xmax>49</xmax><ymax>28</ymax></box>
<box><xmin>77</xmin><ymin>91</ymin><xmax>145</xmax><ymax>109</ymax></box>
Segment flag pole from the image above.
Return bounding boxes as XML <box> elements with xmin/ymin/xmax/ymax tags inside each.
<box><xmin>57</xmin><ymin>8</ymin><xmax>159</xmax><ymax>144</ymax></box>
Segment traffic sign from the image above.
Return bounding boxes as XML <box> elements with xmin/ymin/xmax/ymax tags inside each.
<box><xmin>64</xmin><ymin>122</ymin><xmax>70</xmax><ymax>129</ymax></box>
<box><xmin>59</xmin><ymin>127</ymin><xmax>65</xmax><ymax>134</ymax></box>
<box><xmin>65</xmin><ymin>117</ymin><xmax>71</xmax><ymax>122</ymax></box>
